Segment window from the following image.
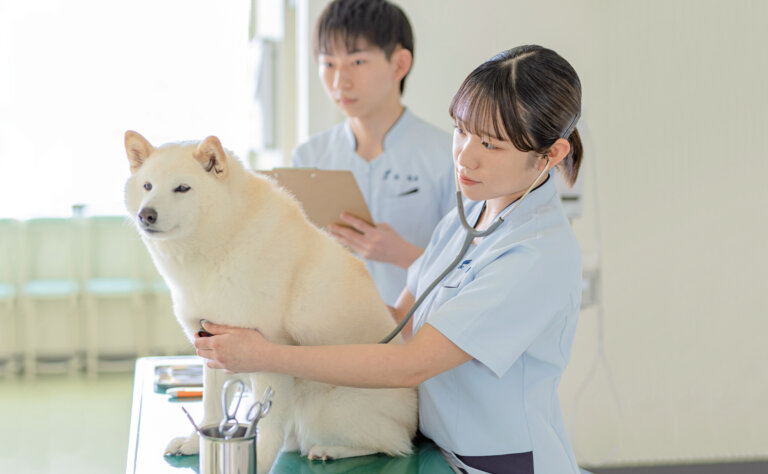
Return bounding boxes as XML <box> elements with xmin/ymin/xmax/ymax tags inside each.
<box><xmin>0</xmin><ymin>0</ymin><xmax>254</xmax><ymax>218</ymax></box>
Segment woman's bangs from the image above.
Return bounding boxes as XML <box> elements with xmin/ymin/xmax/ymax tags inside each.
<box><xmin>449</xmin><ymin>82</ymin><xmax>504</xmax><ymax>140</ymax></box>
<box><xmin>449</xmin><ymin>74</ymin><xmax>534</xmax><ymax>152</ymax></box>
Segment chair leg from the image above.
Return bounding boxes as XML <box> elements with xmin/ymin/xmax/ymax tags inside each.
<box><xmin>4</xmin><ymin>299</ymin><xmax>18</xmax><ymax>378</ymax></box>
<box><xmin>150</xmin><ymin>294</ymin><xmax>165</xmax><ymax>356</ymax></box>
<box><xmin>69</xmin><ymin>296</ymin><xmax>83</xmax><ymax>376</ymax></box>
<box><xmin>22</xmin><ymin>296</ymin><xmax>36</xmax><ymax>381</ymax></box>
<box><xmin>85</xmin><ymin>295</ymin><xmax>98</xmax><ymax>378</ymax></box>
<box><xmin>134</xmin><ymin>293</ymin><xmax>148</xmax><ymax>358</ymax></box>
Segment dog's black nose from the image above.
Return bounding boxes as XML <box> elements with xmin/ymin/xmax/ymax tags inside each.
<box><xmin>139</xmin><ymin>207</ymin><xmax>158</xmax><ymax>225</ymax></box>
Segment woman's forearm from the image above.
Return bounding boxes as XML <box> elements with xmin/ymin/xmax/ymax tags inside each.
<box><xmin>196</xmin><ymin>321</ymin><xmax>470</xmax><ymax>388</ymax></box>
<box><xmin>263</xmin><ymin>289</ymin><xmax>423</xmax><ymax>387</ymax></box>
<box><xmin>266</xmin><ymin>342</ymin><xmax>424</xmax><ymax>389</ymax></box>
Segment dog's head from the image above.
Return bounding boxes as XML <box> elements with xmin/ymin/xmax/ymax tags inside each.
<box><xmin>124</xmin><ymin>131</ymin><xmax>234</xmax><ymax>242</ymax></box>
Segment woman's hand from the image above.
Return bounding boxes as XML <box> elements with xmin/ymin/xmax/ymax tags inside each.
<box><xmin>327</xmin><ymin>213</ymin><xmax>423</xmax><ymax>269</ymax></box>
<box><xmin>193</xmin><ymin>321</ymin><xmax>271</xmax><ymax>373</ymax></box>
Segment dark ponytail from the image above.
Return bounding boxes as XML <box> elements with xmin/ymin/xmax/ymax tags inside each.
<box><xmin>562</xmin><ymin>127</ymin><xmax>583</xmax><ymax>186</ymax></box>
<box><xmin>449</xmin><ymin>45</ymin><xmax>583</xmax><ymax>187</ymax></box>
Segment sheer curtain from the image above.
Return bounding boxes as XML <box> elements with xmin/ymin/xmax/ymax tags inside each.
<box><xmin>0</xmin><ymin>0</ymin><xmax>254</xmax><ymax>218</ymax></box>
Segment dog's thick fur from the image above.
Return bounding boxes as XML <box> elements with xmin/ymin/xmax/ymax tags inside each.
<box><xmin>124</xmin><ymin>131</ymin><xmax>417</xmax><ymax>473</ymax></box>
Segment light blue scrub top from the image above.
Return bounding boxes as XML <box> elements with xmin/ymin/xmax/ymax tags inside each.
<box><xmin>407</xmin><ymin>175</ymin><xmax>582</xmax><ymax>474</ymax></box>
<box><xmin>292</xmin><ymin>109</ymin><xmax>454</xmax><ymax>305</ymax></box>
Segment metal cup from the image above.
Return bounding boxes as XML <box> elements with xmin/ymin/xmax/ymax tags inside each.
<box><xmin>199</xmin><ymin>424</ymin><xmax>257</xmax><ymax>474</ymax></box>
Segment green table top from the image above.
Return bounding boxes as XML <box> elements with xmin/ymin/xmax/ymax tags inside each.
<box><xmin>127</xmin><ymin>356</ymin><xmax>454</xmax><ymax>474</ymax></box>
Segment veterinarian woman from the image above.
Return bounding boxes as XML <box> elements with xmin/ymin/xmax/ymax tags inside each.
<box><xmin>196</xmin><ymin>45</ymin><xmax>584</xmax><ymax>474</ymax></box>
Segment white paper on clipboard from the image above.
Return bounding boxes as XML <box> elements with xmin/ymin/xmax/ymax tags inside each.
<box><xmin>259</xmin><ymin>168</ymin><xmax>373</xmax><ymax>230</ymax></box>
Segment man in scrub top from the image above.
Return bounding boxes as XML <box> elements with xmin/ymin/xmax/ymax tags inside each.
<box><xmin>292</xmin><ymin>0</ymin><xmax>454</xmax><ymax>305</ymax></box>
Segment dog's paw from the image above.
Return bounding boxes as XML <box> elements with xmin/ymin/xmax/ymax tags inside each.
<box><xmin>308</xmin><ymin>446</ymin><xmax>335</xmax><ymax>462</ymax></box>
<box><xmin>164</xmin><ymin>432</ymin><xmax>200</xmax><ymax>456</ymax></box>
<box><xmin>308</xmin><ymin>445</ymin><xmax>376</xmax><ymax>461</ymax></box>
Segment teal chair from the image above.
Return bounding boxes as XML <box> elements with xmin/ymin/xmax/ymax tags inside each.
<box><xmin>82</xmin><ymin>216</ymin><xmax>148</xmax><ymax>377</ymax></box>
<box><xmin>0</xmin><ymin>219</ymin><xmax>22</xmax><ymax>377</ymax></box>
<box><xmin>20</xmin><ymin>218</ymin><xmax>84</xmax><ymax>378</ymax></box>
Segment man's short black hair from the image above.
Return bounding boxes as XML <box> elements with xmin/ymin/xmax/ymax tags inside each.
<box><xmin>313</xmin><ymin>0</ymin><xmax>414</xmax><ymax>94</ymax></box>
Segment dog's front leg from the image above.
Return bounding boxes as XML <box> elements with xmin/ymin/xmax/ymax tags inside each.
<box><xmin>250</xmin><ymin>373</ymin><xmax>294</xmax><ymax>474</ymax></box>
<box><xmin>199</xmin><ymin>364</ymin><xmax>229</xmax><ymax>430</ymax></box>
<box><xmin>164</xmin><ymin>364</ymin><xmax>229</xmax><ymax>455</ymax></box>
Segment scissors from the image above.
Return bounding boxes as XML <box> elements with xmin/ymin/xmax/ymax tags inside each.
<box><xmin>218</xmin><ymin>379</ymin><xmax>246</xmax><ymax>440</ymax></box>
<box><xmin>244</xmin><ymin>385</ymin><xmax>274</xmax><ymax>438</ymax></box>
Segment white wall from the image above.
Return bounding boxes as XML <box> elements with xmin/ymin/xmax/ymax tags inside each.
<box><xmin>292</xmin><ymin>0</ymin><xmax>768</xmax><ymax>467</ymax></box>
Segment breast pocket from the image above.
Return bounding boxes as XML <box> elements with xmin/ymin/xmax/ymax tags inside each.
<box><xmin>381</xmin><ymin>191</ymin><xmax>425</xmax><ymax>235</ymax></box>
<box><xmin>430</xmin><ymin>268</ymin><xmax>471</xmax><ymax>311</ymax></box>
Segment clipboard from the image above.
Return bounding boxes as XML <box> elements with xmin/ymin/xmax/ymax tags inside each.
<box><xmin>259</xmin><ymin>168</ymin><xmax>373</xmax><ymax>230</ymax></box>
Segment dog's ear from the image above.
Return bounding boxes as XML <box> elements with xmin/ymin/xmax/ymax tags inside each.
<box><xmin>193</xmin><ymin>136</ymin><xmax>228</xmax><ymax>177</ymax></box>
<box><xmin>125</xmin><ymin>131</ymin><xmax>155</xmax><ymax>173</ymax></box>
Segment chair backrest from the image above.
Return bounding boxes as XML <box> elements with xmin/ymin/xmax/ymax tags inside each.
<box><xmin>21</xmin><ymin>217</ymin><xmax>82</xmax><ymax>282</ymax></box>
<box><xmin>84</xmin><ymin>215</ymin><xmax>142</xmax><ymax>280</ymax></box>
<box><xmin>0</xmin><ymin>219</ymin><xmax>22</xmax><ymax>286</ymax></box>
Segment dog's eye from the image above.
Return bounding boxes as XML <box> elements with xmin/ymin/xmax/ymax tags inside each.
<box><xmin>144</xmin><ymin>182</ymin><xmax>152</xmax><ymax>191</ymax></box>
<box><xmin>174</xmin><ymin>185</ymin><xmax>191</xmax><ymax>193</ymax></box>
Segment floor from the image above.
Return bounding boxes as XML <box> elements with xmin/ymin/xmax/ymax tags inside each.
<box><xmin>589</xmin><ymin>462</ymin><xmax>768</xmax><ymax>474</ymax></box>
<box><xmin>0</xmin><ymin>371</ymin><xmax>134</xmax><ymax>474</ymax></box>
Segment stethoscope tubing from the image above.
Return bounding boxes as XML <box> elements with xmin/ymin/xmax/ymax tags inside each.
<box><xmin>379</xmin><ymin>159</ymin><xmax>550</xmax><ymax>343</ymax></box>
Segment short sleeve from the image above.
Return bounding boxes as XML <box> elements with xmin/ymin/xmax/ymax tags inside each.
<box><xmin>406</xmin><ymin>252</ymin><xmax>426</xmax><ymax>296</ymax></box>
<box><xmin>406</xmin><ymin>209</ymin><xmax>457</xmax><ymax>296</ymax></box>
<box><xmin>426</xmin><ymin>246</ymin><xmax>573</xmax><ymax>378</ymax></box>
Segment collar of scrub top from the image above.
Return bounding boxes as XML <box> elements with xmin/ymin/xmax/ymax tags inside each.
<box><xmin>456</xmin><ymin>156</ymin><xmax>551</xmax><ymax>240</ymax></box>
<box><xmin>463</xmin><ymin>171</ymin><xmax>554</xmax><ymax>239</ymax></box>
<box><xmin>343</xmin><ymin>107</ymin><xmax>412</xmax><ymax>153</ymax></box>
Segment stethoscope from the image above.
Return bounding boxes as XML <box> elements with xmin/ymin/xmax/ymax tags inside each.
<box><xmin>379</xmin><ymin>156</ymin><xmax>551</xmax><ymax>343</ymax></box>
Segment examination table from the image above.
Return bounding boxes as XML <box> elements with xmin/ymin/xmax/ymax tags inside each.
<box><xmin>126</xmin><ymin>356</ymin><xmax>454</xmax><ymax>473</ymax></box>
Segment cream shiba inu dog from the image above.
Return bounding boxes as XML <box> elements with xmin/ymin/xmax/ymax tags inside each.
<box><xmin>123</xmin><ymin>131</ymin><xmax>417</xmax><ymax>473</ymax></box>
